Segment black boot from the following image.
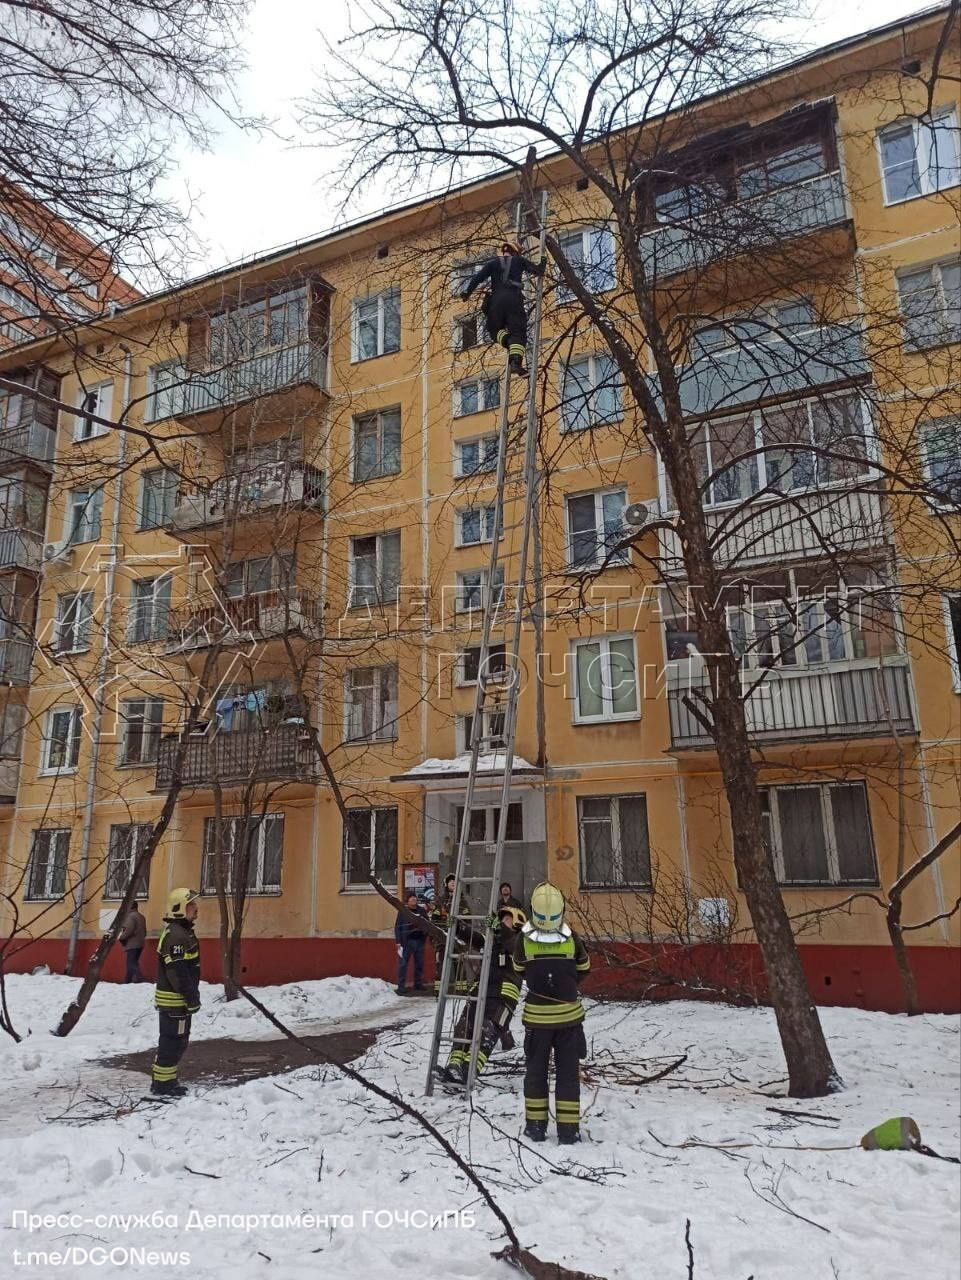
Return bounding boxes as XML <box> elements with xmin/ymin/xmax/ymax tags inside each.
<box><xmin>508</xmin><ymin>353</ymin><xmax>527</xmax><ymax>377</ymax></box>
<box><xmin>150</xmin><ymin>1080</ymin><xmax>187</xmax><ymax>1098</ymax></box>
<box><xmin>524</xmin><ymin>1120</ymin><xmax>548</xmax><ymax>1142</ymax></box>
<box><xmin>557</xmin><ymin>1126</ymin><xmax>581</xmax><ymax>1145</ymax></box>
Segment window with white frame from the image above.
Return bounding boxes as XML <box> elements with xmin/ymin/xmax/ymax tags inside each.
<box><xmin>224</xmin><ymin>553</ymin><xmax>295</xmax><ymax>599</ymax></box>
<box><xmin>896</xmin><ymin>260</ymin><xmax>961</xmax><ymax>350</ymax></box>
<box><xmin>352</xmin><ymin>288</ymin><xmax>401</xmax><ymax>361</ymax></box>
<box><xmin>878</xmin><ymin>110</ymin><xmax>960</xmax><ymax>204</ymax></box>
<box><xmin>456</xmin><ymin>505</ymin><xmax>498</xmax><ymax>546</ymax></box>
<box><xmin>349</xmin><ymin>531</ymin><xmax>400</xmax><ymax>607</ymax></box>
<box><xmin>566</xmin><ymin>489</ymin><xmax>628</xmax><ymax>569</ymax></box>
<box><xmin>120</xmin><ymin>697</ymin><xmax>164</xmax><ymax>765</ymax></box>
<box><xmin>455</xmin><ymin>434</ymin><xmax>498</xmax><ymax>476</ymax></box>
<box><xmin>201</xmin><ymin>814</ymin><xmax>284</xmax><ymax>895</ymax></box>
<box><xmin>920</xmin><ymin>417</ymin><xmax>961</xmax><ymax>508</ymax></box>
<box><xmin>578</xmin><ymin>794</ymin><xmax>652</xmax><ymax>888</ymax></box>
<box><xmin>572</xmin><ymin>635</ymin><xmax>639</xmax><ymax>722</ymax></box>
<box><xmin>42</xmin><ymin>706</ymin><xmax>83</xmax><ymax>772</ymax></box>
<box><xmin>944</xmin><ymin>594</ymin><xmax>961</xmax><ymax>692</ymax></box>
<box><xmin>457</xmin><ymin>707</ymin><xmax>507</xmax><ymax>753</ymax></box>
<box><xmin>691</xmin><ymin>298</ymin><xmax>817</xmax><ymax>359</ymax></box>
<box><xmin>138</xmin><ymin>467</ymin><xmax>178</xmax><ymax>529</ymax></box>
<box><xmin>0</xmin><ymin>282</ymin><xmax>35</xmax><ymax>317</ymax></box>
<box><xmin>74</xmin><ymin>380</ymin><xmax>112</xmax><ymax>441</ymax></box>
<box><xmin>345</xmin><ymin>665</ymin><xmax>398</xmax><ymax>741</ymax></box>
<box><xmin>454</xmin><ymin>802</ymin><xmax>523</xmax><ymax>843</ymax></box>
<box><xmin>561</xmin><ymin>354</ymin><xmax>621</xmax><ymax>431</ymax></box>
<box><xmin>145</xmin><ymin>361</ymin><xmax>184</xmax><ymax>423</ymax></box>
<box><xmin>353</xmin><ymin>408</ymin><xmax>401</xmax><ymax>481</ymax></box>
<box><xmin>128</xmin><ymin>576</ymin><xmax>171</xmax><ymax>643</ymax></box>
<box><xmin>761</xmin><ymin>781</ymin><xmax>878</xmax><ymax>885</ymax></box>
<box><xmin>54</xmin><ymin>591</ymin><xmax>93</xmax><ymax>653</ymax></box>
<box><xmin>453</xmin><ymin>312</ymin><xmax>483</xmax><ymax>352</ymax></box>
<box><xmin>343</xmin><ymin>807</ymin><xmax>397</xmax><ymax>889</ymax></box>
<box><xmin>461</xmin><ymin>643</ymin><xmax>507</xmax><ymax>684</ymax></box>
<box><xmin>66</xmin><ymin>486</ymin><xmax>104</xmax><ymax>543</ymax></box>
<box><xmin>556</xmin><ymin>225</ymin><xmax>616</xmax><ymax>298</ymax></box>
<box><xmin>454</xmin><ymin>376</ymin><xmax>500</xmax><ymax>417</ymax></box>
<box><xmin>450</xmin><ymin>260</ymin><xmax>486</xmax><ymax>296</ymax></box>
<box><xmin>104</xmin><ymin>823</ymin><xmax>152</xmax><ymax>898</ymax></box>
<box><xmin>26</xmin><ymin>828</ymin><xmax>70</xmax><ymax>900</ymax></box>
<box><xmin>455</xmin><ymin>566</ymin><xmax>505</xmax><ymax>613</ymax></box>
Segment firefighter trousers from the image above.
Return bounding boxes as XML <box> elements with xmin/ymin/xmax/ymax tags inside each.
<box><xmin>152</xmin><ymin>1012</ymin><xmax>192</xmax><ymax>1085</ymax></box>
<box><xmin>447</xmin><ymin>996</ymin><xmax>512</xmax><ymax>1075</ymax></box>
<box><xmin>483</xmin><ymin>286</ymin><xmax>528</xmax><ymax>361</ymax></box>
<box><xmin>523</xmin><ymin>1023</ymin><xmax>586</xmax><ymax>1134</ymax></box>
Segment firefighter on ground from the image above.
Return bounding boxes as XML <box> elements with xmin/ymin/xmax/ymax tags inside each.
<box><xmin>460</xmin><ymin>242</ymin><xmax>545</xmax><ymax>376</ymax></box>
<box><xmin>512</xmin><ymin>882</ymin><xmax>590</xmax><ymax>1144</ymax></box>
<box><xmin>436</xmin><ymin>905</ymin><xmax>525</xmax><ymax>1086</ymax></box>
<box><xmin>151</xmin><ymin>887</ymin><xmax>201</xmax><ymax>1098</ymax></box>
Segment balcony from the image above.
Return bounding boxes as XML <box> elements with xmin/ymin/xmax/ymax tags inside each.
<box><xmin>667</xmin><ymin>659</ymin><xmax>917</xmax><ymax>750</ymax></box>
<box><xmin>154</xmin><ymin>722</ymin><xmax>317</xmax><ymax>791</ymax></box>
<box><xmin>0</xmin><ymin>638</ymin><xmax>33</xmax><ymax>684</ymax></box>
<box><xmin>174</xmin><ymin>340</ymin><xmax>327</xmax><ymax>420</ymax></box>
<box><xmin>166</xmin><ymin>460</ymin><xmax>325</xmax><ymax>535</ymax></box>
<box><xmin>0</xmin><ymin>423</ymin><xmax>56</xmax><ymax>469</ymax></box>
<box><xmin>0</xmin><ymin>528</ymin><xmax>42</xmax><ymax>573</ymax></box>
<box><xmin>639</xmin><ymin>170</ymin><xmax>849</xmax><ymax>280</ymax></box>
<box><xmin>167</xmin><ymin>589</ymin><xmax>323</xmax><ymax>651</ymax></box>
<box><xmin>0</xmin><ymin>756</ymin><xmax>19</xmax><ymax>802</ymax></box>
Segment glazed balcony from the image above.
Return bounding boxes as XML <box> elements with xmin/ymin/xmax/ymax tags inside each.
<box><xmin>175</xmin><ymin>339</ymin><xmax>328</xmax><ymax>419</ymax></box>
<box><xmin>0</xmin><ymin>422</ymin><xmax>56</xmax><ymax>469</ymax></box>
<box><xmin>155</xmin><ymin>722</ymin><xmax>317</xmax><ymax>791</ymax></box>
<box><xmin>0</xmin><ymin>366</ymin><xmax>60</xmax><ymax>471</ymax></box>
<box><xmin>166</xmin><ymin>460</ymin><xmax>325</xmax><ymax>535</ymax></box>
<box><xmin>0</xmin><ymin>528</ymin><xmax>43</xmax><ymax>573</ymax></box>
<box><xmin>0</xmin><ymin>637</ymin><xmax>33</xmax><ymax>684</ymax></box>
<box><xmin>0</xmin><ymin>756</ymin><xmax>19</xmax><ymax>802</ymax></box>
<box><xmin>167</xmin><ymin>588</ymin><xmax>323</xmax><ymax>651</ymax></box>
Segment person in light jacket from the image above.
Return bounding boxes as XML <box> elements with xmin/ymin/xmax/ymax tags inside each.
<box><xmin>119</xmin><ymin>901</ymin><xmax>147</xmax><ymax>984</ymax></box>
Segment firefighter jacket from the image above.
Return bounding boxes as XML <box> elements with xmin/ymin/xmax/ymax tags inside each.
<box><xmin>512</xmin><ymin>924</ymin><xmax>590</xmax><ymax>1026</ymax></box>
<box><xmin>491</xmin><ymin>925</ymin><xmax>521</xmax><ymax>1013</ymax></box>
<box><xmin>154</xmin><ymin>917</ymin><xmax>201</xmax><ymax>1014</ymax></box>
<box><xmin>462</xmin><ymin>254</ymin><xmax>544</xmax><ymax>297</ymax></box>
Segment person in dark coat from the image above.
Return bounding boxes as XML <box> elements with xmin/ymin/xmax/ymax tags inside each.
<box><xmin>498</xmin><ymin>882</ymin><xmax>523</xmax><ymax>911</ymax></box>
<box><xmin>119</xmin><ymin>901</ymin><xmax>147</xmax><ymax>983</ymax></box>
<box><xmin>395</xmin><ymin>892</ymin><xmax>430</xmax><ymax>994</ymax></box>
<box><xmin>461</xmin><ymin>243</ymin><xmax>545</xmax><ymax>375</ymax></box>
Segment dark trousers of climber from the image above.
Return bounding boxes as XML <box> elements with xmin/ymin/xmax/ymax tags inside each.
<box><xmin>447</xmin><ymin>996</ymin><xmax>507</xmax><ymax>1076</ymax></box>
<box><xmin>484</xmin><ymin>286</ymin><xmax>528</xmax><ymax>366</ymax></box>
<box><xmin>152</xmin><ymin>1012</ymin><xmax>192</xmax><ymax>1086</ymax></box>
<box><xmin>523</xmin><ymin>1024</ymin><xmax>584</xmax><ymax>1137</ymax></box>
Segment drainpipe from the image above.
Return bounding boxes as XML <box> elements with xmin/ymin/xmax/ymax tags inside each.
<box><xmin>65</xmin><ymin>349</ymin><xmax>130</xmax><ymax>973</ymax></box>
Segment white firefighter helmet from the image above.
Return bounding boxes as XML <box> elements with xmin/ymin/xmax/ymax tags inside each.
<box><xmin>166</xmin><ymin>887</ymin><xmax>199</xmax><ymax>919</ymax></box>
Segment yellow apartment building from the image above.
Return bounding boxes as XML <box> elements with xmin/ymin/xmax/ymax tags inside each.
<box><xmin>0</xmin><ymin>8</ymin><xmax>957</xmax><ymax>1010</ymax></box>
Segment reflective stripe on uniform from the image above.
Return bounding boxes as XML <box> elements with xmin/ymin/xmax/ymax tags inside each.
<box><xmin>521</xmin><ymin>1001</ymin><xmax>584</xmax><ymax>1026</ymax></box>
<box><xmin>524</xmin><ymin>1097</ymin><xmax>549</xmax><ymax>1120</ymax></box>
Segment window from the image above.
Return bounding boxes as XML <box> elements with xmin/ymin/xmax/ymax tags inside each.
<box><xmin>138</xmin><ymin>468</ymin><xmax>178</xmax><ymax>530</ymax></box>
<box><xmin>572</xmin><ymin>635</ymin><xmax>638</xmax><ymax>722</ymax></box>
<box><xmin>0</xmin><ymin>282</ymin><xmax>36</xmax><ymax>318</ymax></box>
<box><xmin>208</xmin><ymin>287</ymin><xmax>307</xmax><ymax>363</ymax></box>
<box><xmin>561</xmin><ymin>355</ymin><xmax>621</xmax><ymax>431</ymax></box>
<box><xmin>761</xmin><ymin>782</ymin><xmax>877</xmax><ymax>885</ymax></box>
<box><xmin>343</xmin><ymin>807</ymin><xmax>397</xmax><ymax>889</ymax></box>
<box><xmin>0</xmin><ymin>701</ymin><xmax>26</xmax><ymax>760</ymax></box>
<box><xmin>349</xmin><ymin>531</ymin><xmax>400</xmax><ymax>608</ymax></box>
<box><xmin>104</xmin><ymin>824</ymin><xmax>152</xmax><ymax>898</ymax></box>
<box><xmin>145</xmin><ymin>361</ymin><xmax>184</xmax><ymax>423</ymax></box>
<box><xmin>66</xmin><ymin>487</ymin><xmax>103</xmax><ymax>543</ymax></box>
<box><xmin>461</xmin><ymin>643</ymin><xmax>507</xmax><ymax>684</ymax></box>
<box><xmin>691</xmin><ymin>298</ymin><xmax>817</xmax><ymax>359</ymax></box>
<box><xmin>450</xmin><ymin>261</ymin><xmax>486</xmax><ymax>296</ymax></box>
<box><xmin>456</xmin><ymin>566</ymin><xmax>505</xmax><ymax>613</ymax></box>
<box><xmin>566</xmin><ymin>490</ymin><xmax>628</xmax><ymax>569</ymax></box>
<box><xmin>225</xmin><ymin>553</ymin><xmax>295</xmax><ymax>598</ymax></box>
<box><xmin>454</xmin><ymin>803</ymin><xmax>523</xmax><ymax>843</ymax></box>
<box><xmin>352</xmin><ymin>289</ymin><xmax>401</xmax><ymax>361</ymax></box>
<box><xmin>454</xmin><ymin>313</ymin><xmax>483</xmax><ymax>352</ymax></box>
<box><xmin>42</xmin><ymin>707</ymin><xmax>83</xmax><ymax>772</ymax></box>
<box><xmin>896</xmin><ymin>260</ymin><xmax>961</xmax><ymax>350</ymax></box>
<box><xmin>454</xmin><ymin>376</ymin><xmax>500</xmax><ymax>417</ymax></box>
<box><xmin>26</xmin><ymin>829</ymin><xmax>70</xmax><ymax>900</ymax></box>
<box><xmin>353</xmin><ymin>408</ymin><xmax>401</xmax><ymax>481</ymax></box>
<box><xmin>455</xmin><ymin>434</ymin><xmax>498</xmax><ymax>476</ymax></box>
<box><xmin>655</xmin><ymin>178</ymin><xmax>726</xmax><ymax>224</ymax></box>
<box><xmin>120</xmin><ymin>698</ymin><xmax>164</xmax><ymax>765</ymax></box>
<box><xmin>74</xmin><ymin>380</ymin><xmax>112</xmax><ymax>441</ymax></box>
<box><xmin>736</xmin><ymin>139</ymin><xmax>828</xmax><ymax>199</ymax></box>
<box><xmin>578</xmin><ymin>795</ymin><xmax>651</xmax><ymax>888</ymax></box>
<box><xmin>128</xmin><ymin>576</ymin><xmax>171</xmax><ymax>643</ymax></box>
<box><xmin>201</xmin><ymin>815</ymin><xmax>284</xmax><ymax>895</ymax></box>
<box><xmin>54</xmin><ymin>592</ymin><xmax>93</xmax><ymax>653</ymax></box>
<box><xmin>458</xmin><ymin>708</ymin><xmax>508</xmax><ymax>753</ymax></box>
<box><xmin>456</xmin><ymin>505</ymin><xmax>498</xmax><ymax>546</ymax></box>
<box><xmin>878</xmin><ymin>110</ymin><xmax>960</xmax><ymax>203</ymax></box>
<box><xmin>944</xmin><ymin>595</ymin><xmax>961</xmax><ymax>692</ymax></box>
<box><xmin>556</xmin><ymin>225</ymin><xmax>616</xmax><ymax>297</ymax></box>
<box><xmin>920</xmin><ymin>417</ymin><xmax>961</xmax><ymax>508</ymax></box>
<box><xmin>345</xmin><ymin>665</ymin><xmax>398</xmax><ymax>741</ymax></box>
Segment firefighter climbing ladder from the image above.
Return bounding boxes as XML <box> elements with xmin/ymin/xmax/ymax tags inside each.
<box><xmin>425</xmin><ymin>189</ymin><xmax>549</xmax><ymax>1099</ymax></box>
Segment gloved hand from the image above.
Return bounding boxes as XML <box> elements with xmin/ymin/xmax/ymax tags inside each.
<box><xmin>187</xmin><ymin>1003</ymin><xmax>201</xmax><ymax>1014</ymax></box>
<box><xmin>499</xmin><ymin>1029</ymin><xmax>515</xmax><ymax>1051</ymax></box>
<box><xmin>485</xmin><ymin>913</ymin><xmax>499</xmax><ymax>929</ymax></box>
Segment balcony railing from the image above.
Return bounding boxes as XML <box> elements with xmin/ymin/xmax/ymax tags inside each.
<box><xmin>667</xmin><ymin>660</ymin><xmax>917</xmax><ymax>749</ymax></box>
<box><xmin>167</xmin><ymin>461</ymin><xmax>325</xmax><ymax>533</ymax></box>
<box><xmin>0</xmin><ymin>423</ymin><xmax>56</xmax><ymax>468</ymax></box>
<box><xmin>0</xmin><ymin>528</ymin><xmax>42</xmax><ymax>573</ymax></box>
<box><xmin>657</xmin><ymin>486</ymin><xmax>889</xmax><ymax>575</ymax></box>
<box><xmin>175</xmin><ymin>340</ymin><xmax>327</xmax><ymax>418</ymax></box>
<box><xmin>155</xmin><ymin>722</ymin><xmax>317</xmax><ymax>790</ymax></box>
<box><xmin>0</xmin><ymin>637</ymin><xmax>33</xmax><ymax>684</ymax></box>
<box><xmin>639</xmin><ymin>170</ymin><xmax>849</xmax><ymax>279</ymax></box>
<box><xmin>167</xmin><ymin>589</ymin><xmax>323</xmax><ymax>650</ymax></box>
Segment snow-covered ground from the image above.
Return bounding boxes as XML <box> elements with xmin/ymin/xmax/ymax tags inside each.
<box><xmin>0</xmin><ymin>973</ymin><xmax>957</xmax><ymax>1280</ymax></box>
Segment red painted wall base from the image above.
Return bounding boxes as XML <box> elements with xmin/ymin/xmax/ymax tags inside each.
<box><xmin>4</xmin><ymin>936</ymin><xmax>959</xmax><ymax>1014</ymax></box>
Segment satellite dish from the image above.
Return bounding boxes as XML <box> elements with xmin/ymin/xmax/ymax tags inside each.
<box><xmin>623</xmin><ymin>502</ymin><xmax>651</xmax><ymax>528</ymax></box>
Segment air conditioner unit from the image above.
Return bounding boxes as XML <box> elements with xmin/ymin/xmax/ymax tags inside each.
<box><xmin>623</xmin><ymin>499</ymin><xmax>659</xmax><ymax>529</ymax></box>
<box><xmin>43</xmin><ymin>538</ymin><xmax>74</xmax><ymax>562</ymax></box>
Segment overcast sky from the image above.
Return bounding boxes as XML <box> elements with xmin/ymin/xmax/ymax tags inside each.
<box><xmin>168</xmin><ymin>0</ymin><xmax>937</xmax><ymax>275</ymax></box>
